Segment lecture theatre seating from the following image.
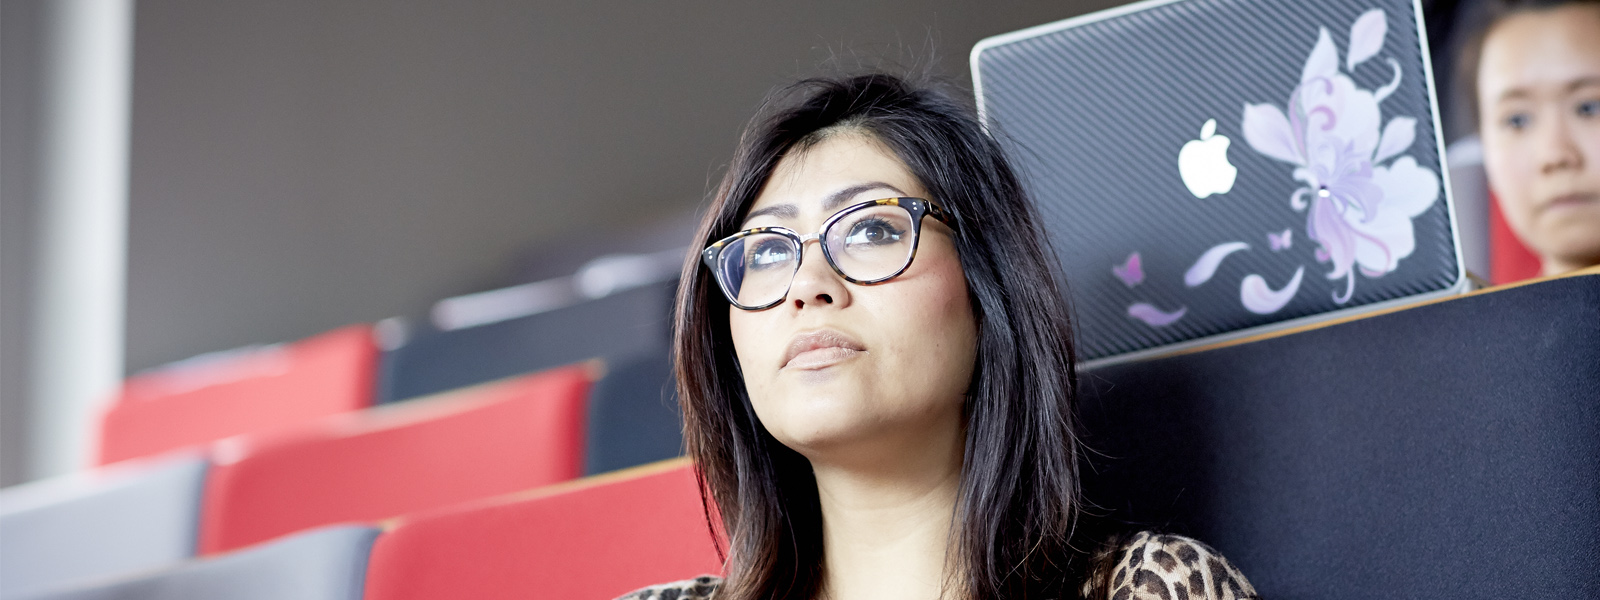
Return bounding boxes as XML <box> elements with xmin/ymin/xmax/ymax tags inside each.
<box><xmin>198</xmin><ymin>365</ymin><xmax>592</xmax><ymax>554</ymax></box>
<box><xmin>378</xmin><ymin>279</ymin><xmax>675</xmax><ymax>403</ymax></box>
<box><xmin>23</xmin><ymin>525</ymin><xmax>380</xmax><ymax>600</ymax></box>
<box><xmin>97</xmin><ymin>325</ymin><xmax>378</xmax><ymax>465</ymax></box>
<box><xmin>11</xmin><ymin>260</ymin><xmax>1593</xmax><ymax>599</ymax></box>
<box><xmin>0</xmin><ymin>456</ymin><xmax>207</xmax><ymax>598</ymax></box>
<box><xmin>1071</xmin><ymin>270</ymin><xmax>1600</xmax><ymax>598</ymax></box>
<box><xmin>363</xmin><ymin>459</ymin><xmax>722</xmax><ymax>600</ymax></box>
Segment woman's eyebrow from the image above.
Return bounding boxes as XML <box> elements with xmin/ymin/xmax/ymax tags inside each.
<box><xmin>1497</xmin><ymin>87</ymin><xmax>1534</xmax><ymax>103</ymax></box>
<box><xmin>741</xmin><ymin>182</ymin><xmax>908</xmax><ymax>227</ymax></box>
<box><xmin>1567</xmin><ymin>76</ymin><xmax>1600</xmax><ymax>93</ymax></box>
<box><xmin>742</xmin><ymin>204</ymin><xmax>798</xmax><ymax>225</ymax></box>
<box><xmin>821</xmin><ymin>182</ymin><xmax>907</xmax><ymax>212</ymax></box>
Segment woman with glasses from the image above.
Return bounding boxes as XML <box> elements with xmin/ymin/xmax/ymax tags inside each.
<box><xmin>621</xmin><ymin>74</ymin><xmax>1258</xmax><ymax>600</ymax></box>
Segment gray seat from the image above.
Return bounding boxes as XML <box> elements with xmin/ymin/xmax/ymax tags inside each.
<box><xmin>0</xmin><ymin>455</ymin><xmax>207</xmax><ymax>598</ymax></box>
<box><xmin>16</xmin><ymin>525</ymin><xmax>379</xmax><ymax>600</ymax></box>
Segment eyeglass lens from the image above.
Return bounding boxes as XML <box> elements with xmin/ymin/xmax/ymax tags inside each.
<box><xmin>717</xmin><ymin>204</ymin><xmax>917</xmax><ymax>308</ymax></box>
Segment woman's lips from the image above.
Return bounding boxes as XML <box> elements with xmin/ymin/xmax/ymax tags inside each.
<box><xmin>782</xmin><ymin>329</ymin><xmax>866</xmax><ymax>370</ymax></box>
<box><xmin>784</xmin><ymin>346</ymin><xmax>863</xmax><ymax>370</ymax></box>
<box><xmin>1544</xmin><ymin>192</ymin><xmax>1598</xmax><ymax>212</ymax></box>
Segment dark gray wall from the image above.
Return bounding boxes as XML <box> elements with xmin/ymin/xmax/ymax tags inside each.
<box><xmin>122</xmin><ymin>0</ymin><xmax>1113</xmax><ymax>374</ymax></box>
<box><xmin>1</xmin><ymin>0</ymin><xmax>44</xmax><ymax>487</ymax></box>
<box><xmin>3</xmin><ymin>0</ymin><xmax>1118</xmax><ymax>484</ymax></box>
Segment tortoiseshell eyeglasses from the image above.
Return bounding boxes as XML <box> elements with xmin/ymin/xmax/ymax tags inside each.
<box><xmin>702</xmin><ymin>197</ymin><xmax>958</xmax><ymax>310</ymax></box>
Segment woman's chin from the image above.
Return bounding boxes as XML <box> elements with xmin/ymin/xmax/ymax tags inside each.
<box><xmin>761</xmin><ymin>397</ymin><xmax>880</xmax><ymax>452</ymax></box>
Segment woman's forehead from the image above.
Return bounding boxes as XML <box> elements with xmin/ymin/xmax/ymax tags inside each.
<box><xmin>1480</xmin><ymin>7</ymin><xmax>1600</xmax><ymax>97</ymax></box>
<box><xmin>744</xmin><ymin>134</ymin><xmax>925</xmax><ymax>223</ymax></box>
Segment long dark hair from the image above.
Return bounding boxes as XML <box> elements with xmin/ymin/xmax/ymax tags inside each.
<box><xmin>673</xmin><ymin>73</ymin><xmax>1083</xmax><ymax>600</ymax></box>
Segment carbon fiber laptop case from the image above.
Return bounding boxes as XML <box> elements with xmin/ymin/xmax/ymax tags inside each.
<box><xmin>973</xmin><ymin>0</ymin><xmax>1465</xmax><ymax>367</ymax></box>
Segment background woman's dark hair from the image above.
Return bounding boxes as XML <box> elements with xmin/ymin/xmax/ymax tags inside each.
<box><xmin>672</xmin><ymin>73</ymin><xmax>1083</xmax><ymax>600</ymax></box>
<box><xmin>1455</xmin><ymin>0</ymin><xmax>1600</xmax><ymax>132</ymax></box>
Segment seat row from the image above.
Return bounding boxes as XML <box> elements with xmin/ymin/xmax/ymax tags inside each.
<box><xmin>8</xmin><ymin>252</ymin><xmax>1598</xmax><ymax>600</ymax></box>
<box><xmin>96</xmin><ymin>279</ymin><xmax>677</xmax><ymax>466</ymax></box>
<box><xmin>18</xmin><ymin>270</ymin><xmax>1600</xmax><ymax>599</ymax></box>
<box><xmin>1</xmin><ymin>355</ymin><xmax>684</xmax><ymax>598</ymax></box>
<box><xmin>15</xmin><ymin>460</ymin><xmax>722</xmax><ymax>600</ymax></box>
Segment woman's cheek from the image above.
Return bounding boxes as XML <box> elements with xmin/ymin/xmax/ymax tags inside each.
<box><xmin>1484</xmin><ymin>134</ymin><xmax>1537</xmax><ymax>234</ymax></box>
<box><xmin>727</xmin><ymin>314</ymin><xmax>774</xmax><ymax>397</ymax></box>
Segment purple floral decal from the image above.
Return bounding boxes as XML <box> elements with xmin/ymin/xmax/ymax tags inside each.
<box><xmin>1122</xmin><ymin>8</ymin><xmax>1439</xmax><ymax>330</ymax></box>
<box><xmin>1241</xmin><ymin>267</ymin><xmax>1305</xmax><ymax>314</ymax></box>
<box><xmin>1185</xmin><ymin>242</ymin><xmax>1250</xmax><ymax>287</ymax></box>
<box><xmin>1122</xmin><ymin>252</ymin><xmax>1184</xmax><ymax>326</ymax></box>
<box><xmin>1113</xmin><ymin>252</ymin><xmax>1144</xmax><ymax>287</ymax></box>
<box><xmin>1129</xmin><ymin>303</ymin><xmax>1187</xmax><ymax>327</ymax></box>
<box><xmin>1240</xmin><ymin>8</ymin><xmax>1440</xmax><ymax>304</ymax></box>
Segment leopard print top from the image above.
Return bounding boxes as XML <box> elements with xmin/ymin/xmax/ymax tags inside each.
<box><xmin>615</xmin><ymin>531</ymin><xmax>1257</xmax><ymax>600</ymax></box>
<box><xmin>1079</xmin><ymin>531</ymin><xmax>1258</xmax><ymax>600</ymax></box>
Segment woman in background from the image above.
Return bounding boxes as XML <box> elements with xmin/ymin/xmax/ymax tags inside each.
<box><xmin>1473</xmin><ymin>0</ymin><xmax>1600</xmax><ymax>276</ymax></box>
<box><xmin>619</xmin><ymin>74</ymin><xmax>1258</xmax><ymax>600</ymax></box>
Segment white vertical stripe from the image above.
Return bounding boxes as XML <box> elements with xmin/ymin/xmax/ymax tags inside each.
<box><xmin>30</xmin><ymin>0</ymin><xmax>135</xmax><ymax>477</ymax></box>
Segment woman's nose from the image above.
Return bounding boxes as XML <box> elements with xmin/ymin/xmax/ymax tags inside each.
<box><xmin>1536</xmin><ymin>115</ymin><xmax>1584</xmax><ymax>176</ymax></box>
<box><xmin>787</xmin><ymin>241</ymin><xmax>850</xmax><ymax>310</ymax></box>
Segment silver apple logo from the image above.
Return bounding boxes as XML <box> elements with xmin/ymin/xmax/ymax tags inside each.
<box><xmin>1177</xmin><ymin>118</ymin><xmax>1238</xmax><ymax>198</ymax></box>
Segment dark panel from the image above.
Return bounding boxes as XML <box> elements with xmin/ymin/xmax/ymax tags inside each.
<box><xmin>1074</xmin><ymin>274</ymin><xmax>1600</xmax><ymax>597</ymax></box>
<box><xmin>378</xmin><ymin>280</ymin><xmax>675</xmax><ymax>403</ymax></box>
<box><xmin>585</xmin><ymin>351</ymin><xmax>683</xmax><ymax>476</ymax></box>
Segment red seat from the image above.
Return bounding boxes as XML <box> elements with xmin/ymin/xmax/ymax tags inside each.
<box><xmin>362</xmin><ymin>459</ymin><xmax>723</xmax><ymax>600</ymax></box>
<box><xmin>98</xmin><ymin>326</ymin><xmax>379</xmax><ymax>465</ymax></box>
<box><xmin>1488</xmin><ymin>191</ymin><xmax>1541</xmax><ymax>284</ymax></box>
<box><xmin>198</xmin><ymin>364</ymin><xmax>593</xmax><ymax>554</ymax></box>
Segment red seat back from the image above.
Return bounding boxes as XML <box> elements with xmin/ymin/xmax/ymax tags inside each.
<box><xmin>1488</xmin><ymin>191</ymin><xmax>1542</xmax><ymax>284</ymax></box>
<box><xmin>198</xmin><ymin>365</ymin><xmax>592</xmax><ymax>554</ymax></box>
<box><xmin>98</xmin><ymin>326</ymin><xmax>379</xmax><ymax>465</ymax></box>
<box><xmin>363</xmin><ymin>459</ymin><xmax>723</xmax><ymax>600</ymax></box>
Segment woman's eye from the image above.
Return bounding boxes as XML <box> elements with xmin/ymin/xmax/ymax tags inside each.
<box><xmin>1577</xmin><ymin>99</ymin><xmax>1600</xmax><ymax>119</ymax></box>
<box><xmin>1503</xmin><ymin>112</ymin><xmax>1532</xmax><ymax>131</ymax></box>
<box><xmin>844</xmin><ymin>218</ymin><xmax>905</xmax><ymax>247</ymax></box>
<box><xmin>747</xmin><ymin>240</ymin><xmax>794</xmax><ymax>269</ymax></box>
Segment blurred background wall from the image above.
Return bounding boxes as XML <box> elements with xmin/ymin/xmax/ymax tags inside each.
<box><xmin>3</xmin><ymin>0</ymin><xmax>1132</xmax><ymax>486</ymax></box>
<box><xmin>1</xmin><ymin>0</ymin><xmax>48</xmax><ymax>488</ymax></box>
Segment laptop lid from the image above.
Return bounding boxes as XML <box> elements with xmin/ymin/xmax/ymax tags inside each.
<box><xmin>972</xmin><ymin>0</ymin><xmax>1465</xmax><ymax>367</ymax></box>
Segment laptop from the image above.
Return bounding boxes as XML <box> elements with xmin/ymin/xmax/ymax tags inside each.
<box><xmin>972</xmin><ymin>0</ymin><xmax>1466</xmax><ymax>367</ymax></box>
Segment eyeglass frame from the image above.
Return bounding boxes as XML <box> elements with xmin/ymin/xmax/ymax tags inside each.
<box><xmin>701</xmin><ymin>197</ymin><xmax>959</xmax><ymax>310</ymax></box>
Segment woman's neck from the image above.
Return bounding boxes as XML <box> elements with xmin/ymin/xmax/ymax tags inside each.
<box><xmin>809</xmin><ymin>421</ymin><xmax>966</xmax><ymax>600</ymax></box>
<box><xmin>1542</xmin><ymin>256</ymin><xmax>1594</xmax><ymax>277</ymax></box>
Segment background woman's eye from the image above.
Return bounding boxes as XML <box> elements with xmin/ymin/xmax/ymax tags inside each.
<box><xmin>1577</xmin><ymin>100</ymin><xmax>1600</xmax><ymax>118</ymax></box>
<box><xmin>1503</xmin><ymin>112</ymin><xmax>1532</xmax><ymax>131</ymax></box>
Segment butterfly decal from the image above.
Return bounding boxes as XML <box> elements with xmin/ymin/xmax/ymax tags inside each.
<box><xmin>1120</xmin><ymin>252</ymin><xmax>1186</xmax><ymax>326</ymax></box>
<box><xmin>1268</xmin><ymin>228</ymin><xmax>1293</xmax><ymax>251</ymax></box>
<box><xmin>1112</xmin><ymin>251</ymin><xmax>1144</xmax><ymax>287</ymax></box>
